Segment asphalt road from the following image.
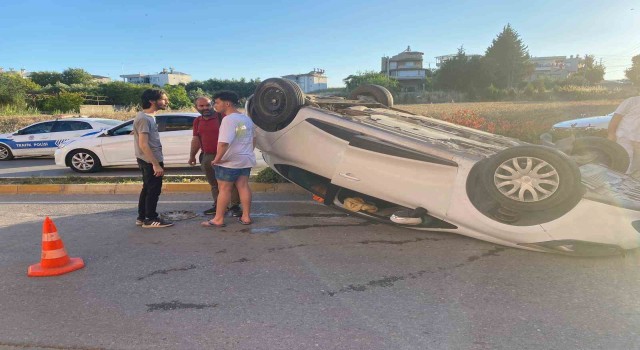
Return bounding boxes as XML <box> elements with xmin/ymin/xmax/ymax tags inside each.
<box><xmin>1</xmin><ymin>193</ymin><xmax>639</xmax><ymax>350</ymax></box>
<box><xmin>0</xmin><ymin>151</ymin><xmax>267</xmax><ymax>177</ymax></box>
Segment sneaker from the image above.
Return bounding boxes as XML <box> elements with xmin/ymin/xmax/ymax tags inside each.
<box><xmin>142</xmin><ymin>218</ymin><xmax>174</xmax><ymax>228</ymax></box>
<box><xmin>228</xmin><ymin>205</ymin><xmax>243</xmax><ymax>217</ymax></box>
<box><xmin>203</xmin><ymin>205</ymin><xmax>217</xmax><ymax>215</ymax></box>
<box><xmin>136</xmin><ymin>218</ymin><xmax>144</xmax><ymax>226</ymax></box>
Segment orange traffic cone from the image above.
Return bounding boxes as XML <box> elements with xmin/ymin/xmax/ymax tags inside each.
<box><xmin>28</xmin><ymin>217</ymin><xmax>84</xmax><ymax>277</ymax></box>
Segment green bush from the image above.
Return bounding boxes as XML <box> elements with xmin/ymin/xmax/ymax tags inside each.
<box><xmin>98</xmin><ymin>81</ymin><xmax>153</xmax><ymax>107</ymax></box>
<box><xmin>254</xmin><ymin>167</ymin><xmax>289</xmax><ymax>183</ymax></box>
<box><xmin>37</xmin><ymin>92</ymin><xmax>85</xmax><ymax>113</ymax></box>
<box><xmin>163</xmin><ymin>84</ymin><xmax>192</xmax><ymax>109</ymax></box>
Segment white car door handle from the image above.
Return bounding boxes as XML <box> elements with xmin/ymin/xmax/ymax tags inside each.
<box><xmin>339</xmin><ymin>172</ymin><xmax>360</xmax><ymax>181</ymax></box>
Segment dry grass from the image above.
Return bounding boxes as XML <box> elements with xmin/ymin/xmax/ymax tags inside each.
<box><xmin>0</xmin><ymin>100</ymin><xmax>621</xmax><ymax>135</ymax></box>
<box><xmin>396</xmin><ymin>99</ymin><xmax>621</xmax><ymax>125</ymax></box>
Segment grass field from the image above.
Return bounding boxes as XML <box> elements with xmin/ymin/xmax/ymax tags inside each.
<box><xmin>0</xmin><ymin>100</ymin><xmax>622</xmax><ymax>139</ymax></box>
<box><xmin>396</xmin><ymin>99</ymin><xmax>620</xmax><ymax>124</ymax></box>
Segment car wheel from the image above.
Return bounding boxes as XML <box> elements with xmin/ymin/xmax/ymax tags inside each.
<box><xmin>481</xmin><ymin>145</ymin><xmax>582</xmax><ymax>211</ymax></box>
<box><xmin>68</xmin><ymin>150</ymin><xmax>102</xmax><ymax>173</ymax></box>
<box><xmin>252</xmin><ymin>78</ymin><xmax>305</xmax><ymax>132</ymax></box>
<box><xmin>0</xmin><ymin>144</ymin><xmax>14</xmax><ymax>160</ymax></box>
<box><xmin>569</xmin><ymin>136</ymin><xmax>630</xmax><ymax>173</ymax></box>
<box><xmin>348</xmin><ymin>84</ymin><xmax>394</xmax><ymax>107</ymax></box>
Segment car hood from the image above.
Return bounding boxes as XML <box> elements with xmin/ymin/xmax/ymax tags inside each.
<box><xmin>0</xmin><ymin>133</ymin><xmax>14</xmax><ymax>140</ymax></box>
<box><xmin>553</xmin><ymin>114</ymin><xmax>612</xmax><ymax>129</ymax></box>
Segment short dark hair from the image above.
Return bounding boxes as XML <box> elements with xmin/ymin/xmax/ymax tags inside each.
<box><xmin>141</xmin><ymin>89</ymin><xmax>166</xmax><ymax>109</ymax></box>
<box><xmin>212</xmin><ymin>90</ymin><xmax>239</xmax><ymax>106</ymax></box>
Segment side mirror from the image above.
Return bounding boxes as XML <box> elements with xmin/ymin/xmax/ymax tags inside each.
<box><xmin>14</xmin><ymin>130</ymin><xmax>23</xmax><ymax>135</ymax></box>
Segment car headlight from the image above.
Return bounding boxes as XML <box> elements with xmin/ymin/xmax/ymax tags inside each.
<box><xmin>519</xmin><ymin>240</ymin><xmax>624</xmax><ymax>257</ymax></box>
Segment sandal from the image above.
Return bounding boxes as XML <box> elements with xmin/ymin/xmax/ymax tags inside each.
<box><xmin>238</xmin><ymin>218</ymin><xmax>253</xmax><ymax>225</ymax></box>
<box><xmin>201</xmin><ymin>220</ymin><xmax>226</xmax><ymax>228</ymax></box>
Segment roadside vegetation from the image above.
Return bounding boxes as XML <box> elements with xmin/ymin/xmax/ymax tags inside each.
<box><xmin>1</xmin><ymin>100</ymin><xmax>619</xmax><ymax>143</ymax></box>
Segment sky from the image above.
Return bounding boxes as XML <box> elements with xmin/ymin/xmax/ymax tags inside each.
<box><xmin>1</xmin><ymin>0</ymin><xmax>638</xmax><ymax>86</ymax></box>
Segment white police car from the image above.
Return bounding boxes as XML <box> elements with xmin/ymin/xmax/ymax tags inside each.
<box><xmin>0</xmin><ymin>117</ymin><xmax>121</xmax><ymax>160</ymax></box>
<box><xmin>55</xmin><ymin>113</ymin><xmax>200</xmax><ymax>173</ymax></box>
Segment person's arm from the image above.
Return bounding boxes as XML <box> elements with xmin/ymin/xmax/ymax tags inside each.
<box><xmin>608</xmin><ymin>113</ymin><xmax>624</xmax><ymax>141</ymax></box>
<box><xmin>212</xmin><ymin>142</ymin><xmax>230</xmax><ymax>165</ymax></box>
<box><xmin>138</xmin><ymin>133</ymin><xmax>164</xmax><ymax>176</ymax></box>
<box><xmin>189</xmin><ymin>136</ymin><xmax>201</xmax><ymax>166</ymax></box>
<box><xmin>253</xmin><ymin>137</ymin><xmax>256</xmax><ymax>150</ymax></box>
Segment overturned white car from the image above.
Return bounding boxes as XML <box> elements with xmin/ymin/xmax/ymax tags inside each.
<box><xmin>248</xmin><ymin>78</ymin><xmax>640</xmax><ymax>256</ymax></box>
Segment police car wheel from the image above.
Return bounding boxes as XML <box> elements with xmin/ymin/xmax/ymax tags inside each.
<box><xmin>0</xmin><ymin>144</ymin><xmax>14</xmax><ymax>160</ymax></box>
<box><xmin>69</xmin><ymin>150</ymin><xmax>102</xmax><ymax>173</ymax></box>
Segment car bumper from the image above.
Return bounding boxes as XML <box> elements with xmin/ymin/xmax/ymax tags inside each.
<box><xmin>54</xmin><ymin>149</ymin><xmax>67</xmax><ymax>167</ymax></box>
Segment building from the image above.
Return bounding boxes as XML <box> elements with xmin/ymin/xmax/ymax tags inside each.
<box><xmin>120</xmin><ymin>68</ymin><xmax>192</xmax><ymax>86</ymax></box>
<box><xmin>381</xmin><ymin>46</ymin><xmax>428</xmax><ymax>91</ymax></box>
<box><xmin>91</xmin><ymin>75</ymin><xmax>111</xmax><ymax>84</ymax></box>
<box><xmin>282</xmin><ymin>69</ymin><xmax>328</xmax><ymax>93</ymax></box>
<box><xmin>527</xmin><ymin>56</ymin><xmax>584</xmax><ymax>81</ymax></box>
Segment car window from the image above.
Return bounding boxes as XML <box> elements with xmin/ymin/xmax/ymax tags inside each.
<box><xmin>20</xmin><ymin>121</ymin><xmax>55</xmax><ymax>135</ymax></box>
<box><xmin>110</xmin><ymin>122</ymin><xmax>134</xmax><ymax>136</ymax></box>
<box><xmin>52</xmin><ymin>121</ymin><xmax>93</xmax><ymax>132</ymax></box>
<box><xmin>163</xmin><ymin>116</ymin><xmax>195</xmax><ymax>132</ymax></box>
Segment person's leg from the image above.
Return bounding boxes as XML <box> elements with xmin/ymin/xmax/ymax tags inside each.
<box><xmin>617</xmin><ymin>137</ymin><xmax>634</xmax><ymax>174</ymax></box>
<box><xmin>630</xmin><ymin>141</ymin><xmax>640</xmax><ymax>176</ymax></box>
<box><xmin>201</xmin><ymin>153</ymin><xmax>219</xmax><ymax>213</ymax></box>
<box><xmin>227</xmin><ymin>184</ymin><xmax>242</xmax><ymax>217</ymax></box>
<box><xmin>235</xmin><ymin>174</ymin><xmax>252</xmax><ymax>224</ymax></box>
<box><xmin>145</xmin><ymin>162</ymin><xmax>164</xmax><ymax>220</ymax></box>
<box><xmin>211</xmin><ymin>180</ymin><xmax>233</xmax><ymax>225</ymax></box>
<box><xmin>137</xmin><ymin>158</ymin><xmax>149</xmax><ymax>221</ymax></box>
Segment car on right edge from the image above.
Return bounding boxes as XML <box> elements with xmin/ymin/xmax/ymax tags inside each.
<box><xmin>247</xmin><ymin>78</ymin><xmax>640</xmax><ymax>256</ymax></box>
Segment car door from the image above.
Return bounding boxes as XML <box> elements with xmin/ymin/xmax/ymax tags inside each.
<box><xmin>157</xmin><ymin>115</ymin><xmax>195</xmax><ymax>164</ymax></box>
<box><xmin>11</xmin><ymin>121</ymin><xmax>56</xmax><ymax>156</ymax></box>
<box><xmin>50</xmin><ymin>121</ymin><xmax>94</xmax><ymax>147</ymax></box>
<box><xmin>99</xmin><ymin>121</ymin><xmax>137</xmax><ymax>165</ymax></box>
<box><xmin>330</xmin><ymin>134</ymin><xmax>459</xmax><ymax>214</ymax></box>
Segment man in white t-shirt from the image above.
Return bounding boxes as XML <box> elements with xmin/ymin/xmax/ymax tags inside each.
<box><xmin>608</xmin><ymin>96</ymin><xmax>640</xmax><ymax>174</ymax></box>
<box><xmin>201</xmin><ymin>91</ymin><xmax>256</xmax><ymax>228</ymax></box>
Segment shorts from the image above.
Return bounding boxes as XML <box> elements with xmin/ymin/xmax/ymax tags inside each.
<box><xmin>214</xmin><ymin>165</ymin><xmax>251</xmax><ymax>182</ymax></box>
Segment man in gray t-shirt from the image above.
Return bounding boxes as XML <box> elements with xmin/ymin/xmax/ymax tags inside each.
<box><xmin>134</xmin><ymin>89</ymin><xmax>173</xmax><ymax>228</ymax></box>
<box><xmin>133</xmin><ymin>111</ymin><xmax>163</xmax><ymax>163</ymax></box>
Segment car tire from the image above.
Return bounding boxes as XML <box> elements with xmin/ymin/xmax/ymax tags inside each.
<box><xmin>348</xmin><ymin>84</ymin><xmax>394</xmax><ymax>107</ymax></box>
<box><xmin>569</xmin><ymin>136</ymin><xmax>630</xmax><ymax>173</ymax></box>
<box><xmin>480</xmin><ymin>145</ymin><xmax>582</xmax><ymax>211</ymax></box>
<box><xmin>0</xmin><ymin>144</ymin><xmax>14</xmax><ymax>160</ymax></box>
<box><xmin>68</xmin><ymin>149</ymin><xmax>102</xmax><ymax>173</ymax></box>
<box><xmin>252</xmin><ymin>78</ymin><xmax>305</xmax><ymax>132</ymax></box>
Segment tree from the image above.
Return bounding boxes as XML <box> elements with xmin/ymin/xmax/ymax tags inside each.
<box><xmin>37</xmin><ymin>92</ymin><xmax>85</xmax><ymax>113</ymax></box>
<box><xmin>29</xmin><ymin>71</ymin><xmax>63</xmax><ymax>86</ymax></box>
<box><xmin>0</xmin><ymin>72</ymin><xmax>40</xmax><ymax>107</ymax></box>
<box><xmin>343</xmin><ymin>71</ymin><xmax>399</xmax><ymax>92</ymax></box>
<box><xmin>626</xmin><ymin>55</ymin><xmax>640</xmax><ymax>86</ymax></box>
<box><xmin>571</xmin><ymin>54</ymin><xmax>605</xmax><ymax>84</ymax></box>
<box><xmin>434</xmin><ymin>47</ymin><xmax>491</xmax><ymax>98</ymax></box>
<box><xmin>484</xmin><ymin>24</ymin><xmax>533</xmax><ymax>89</ymax></box>
<box><xmin>163</xmin><ymin>84</ymin><xmax>192</xmax><ymax>109</ymax></box>
<box><xmin>98</xmin><ymin>81</ymin><xmax>152</xmax><ymax>106</ymax></box>
<box><xmin>61</xmin><ymin>68</ymin><xmax>93</xmax><ymax>85</ymax></box>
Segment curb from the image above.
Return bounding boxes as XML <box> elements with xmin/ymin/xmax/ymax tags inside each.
<box><xmin>0</xmin><ymin>182</ymin><xmax>307</xmax><ymax>195</ymax></box>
